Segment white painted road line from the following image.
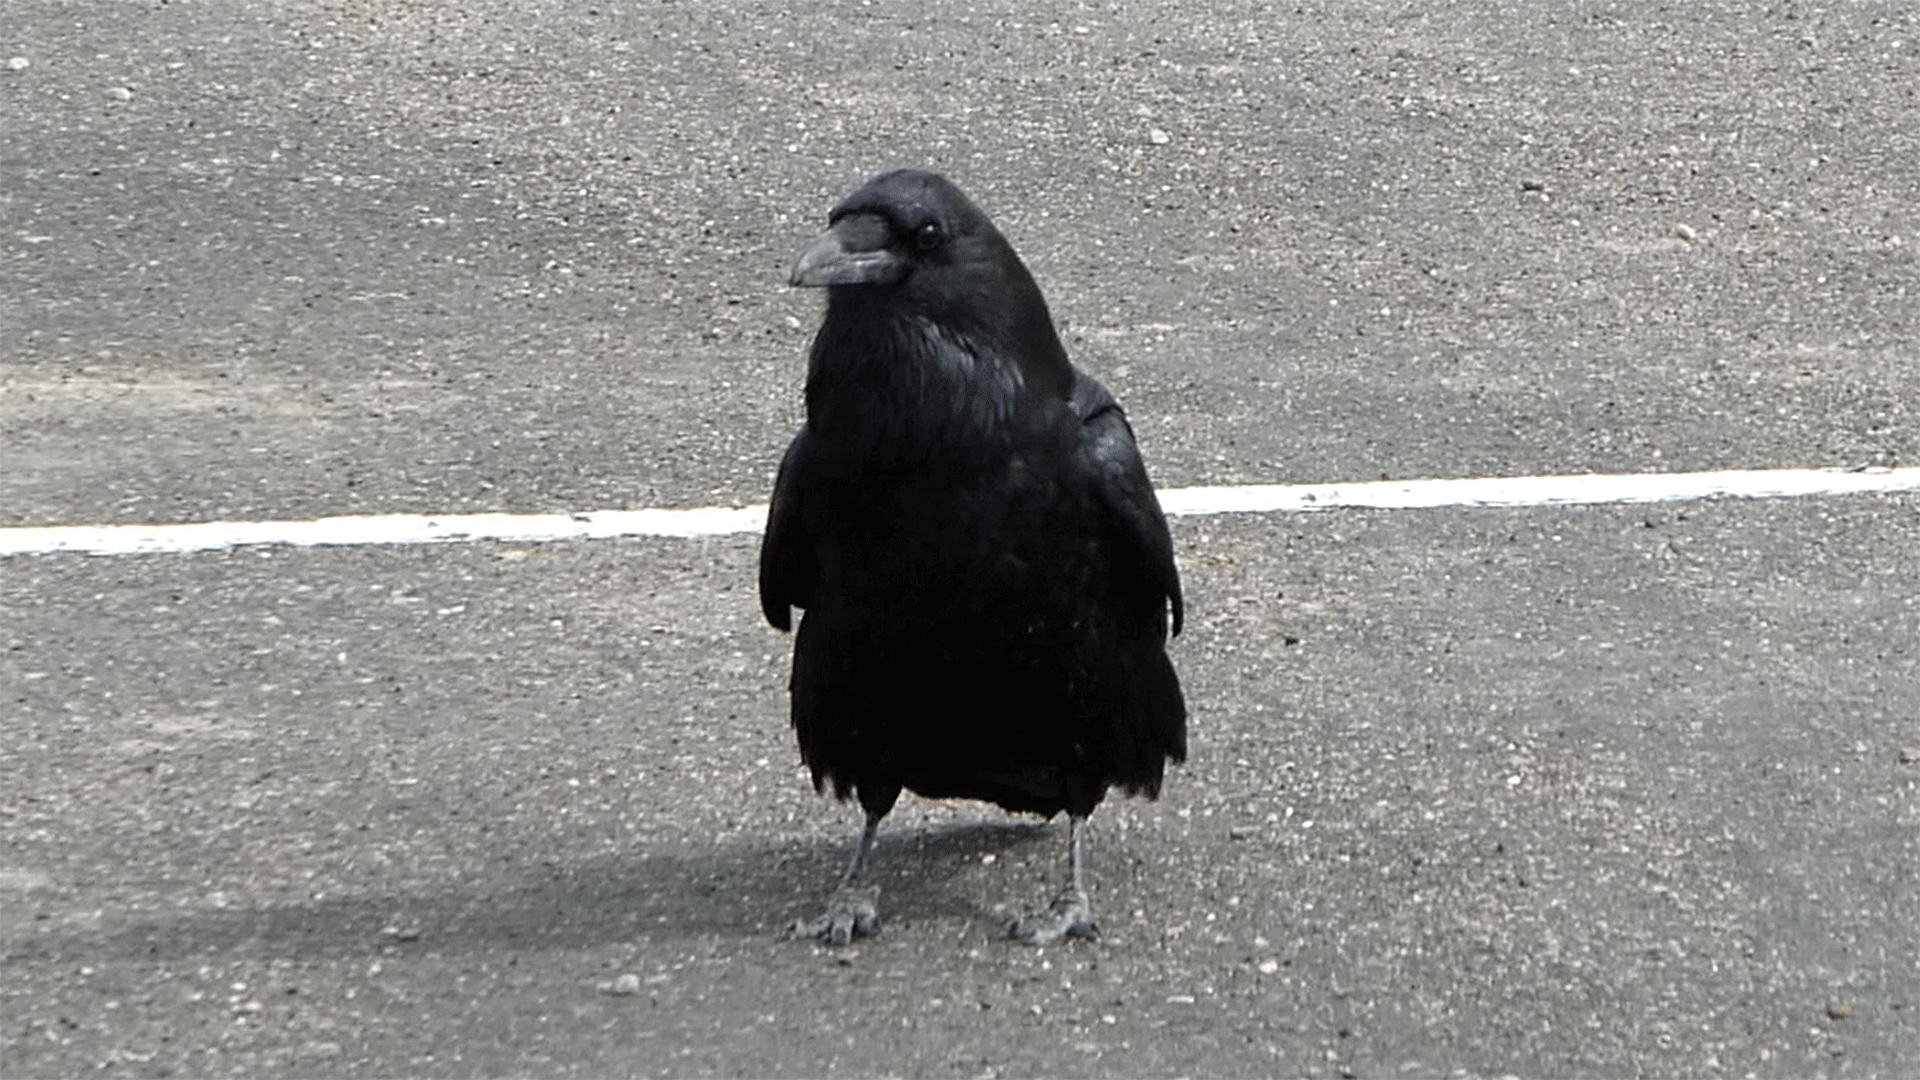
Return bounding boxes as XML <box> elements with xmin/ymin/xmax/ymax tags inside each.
<box><xmin>0</xmin><ymin>506</ymin><xmax>770</xmax><ymax>558</ymax></box>
<box><xmin>1152</xmin><ymin>466</ymin><xmax>1920</xmax><ymax>515</ymax></box>
<box><xmin>2</xmin><ymin>466</ymin><xmax>1917</xmax><ymax>557</ymax></box>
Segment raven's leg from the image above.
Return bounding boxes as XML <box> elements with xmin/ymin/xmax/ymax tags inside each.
<box><xmin>1011</xmin><ymin>814</ymin><xmax>1100</xmax><ymax>945</ymax></box>
<box><xmin>789</xmin><ymin>808</ymin><xmax>884</xmax><ymax>945</ymax></box>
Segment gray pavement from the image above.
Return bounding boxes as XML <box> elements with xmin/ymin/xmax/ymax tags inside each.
<box><xmin>4</xmin><ymin>1</ymin><xmax>1917</xmax><ymax>1076</ymax></box>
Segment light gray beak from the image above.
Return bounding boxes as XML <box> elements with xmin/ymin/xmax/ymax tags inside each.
<box><xmin>789</xmin><ymin>213</ymin><xmax>905</xmax><ymax>288</ymax></box>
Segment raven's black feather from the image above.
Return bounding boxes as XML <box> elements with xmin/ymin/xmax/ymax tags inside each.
<box><xmin>761</xmin><ymin>170</ymin><xmax>1185</xmax><ymax>942</ymax></box>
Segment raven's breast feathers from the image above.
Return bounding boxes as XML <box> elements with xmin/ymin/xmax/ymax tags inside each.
<box><xmin>761</xmin><ymin>168</ymin><xmax>1186</xmax><ymax>818</ymax></box>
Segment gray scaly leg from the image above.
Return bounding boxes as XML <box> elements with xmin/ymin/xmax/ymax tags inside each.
<box><xmin>1012</xmin><ymin>814</ymin><xmax>1099</xmax><ymax>945</ymax></box>
<box><xmin>790</xmin><ymin>810</ymin><xmax>883</xmax><ymax>945</ymax></box>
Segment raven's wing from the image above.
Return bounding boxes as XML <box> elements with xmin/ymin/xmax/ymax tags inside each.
<box><xmin>759</xmin><ymin>427</ymin><xmax>817</xmax><ymax>632</ymax></box>
<box><xmin>1071</xmin><ymin>371</ymin><xmax>1184</xmax><ymax>637</ymax></box>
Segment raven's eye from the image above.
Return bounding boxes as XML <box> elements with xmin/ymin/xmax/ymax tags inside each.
<box><xmin>914</xmin><ymin>222</ymin><xmax>943</xmax><ymax>252</ymax></box>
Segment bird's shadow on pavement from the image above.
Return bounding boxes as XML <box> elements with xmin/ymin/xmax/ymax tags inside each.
<box><xmin>37</xmin><ymin>818</ymin><xmax>1066</xmax><ymax>966</ymax></box>
<box><xmin>871</xmin><ymin>816</ymin><xmax>1067</xmax><ymax>922</ymax></box>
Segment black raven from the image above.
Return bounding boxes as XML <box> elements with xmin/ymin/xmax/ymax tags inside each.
<box><xmin>760</xmin><ymin>169</ymin><xmax>1186</xmax><ymax>946</ymax></box>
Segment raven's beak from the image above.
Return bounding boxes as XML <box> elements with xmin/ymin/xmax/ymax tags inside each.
<box><xmin>789</xmin><ymin>212</ymin><xmax>905</xmax><ymax>288</ymax></box>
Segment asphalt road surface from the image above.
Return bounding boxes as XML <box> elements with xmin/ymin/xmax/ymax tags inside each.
<box><xmin>4</xmin><ymin>1</ymin><xmax>1917</xmax><ymax>1076</ymax></box>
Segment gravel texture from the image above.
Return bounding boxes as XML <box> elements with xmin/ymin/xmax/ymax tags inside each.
<box><xmin>4</xmin><ymin>1</ymin><xmax>1918</xmax><ymax>1077</ymax></box>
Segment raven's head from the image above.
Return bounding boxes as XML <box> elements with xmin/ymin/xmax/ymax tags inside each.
<box><xmin>790</xmin><ymin>170</ymin><xmax>1070</xmax><ymax>396</ymax></box>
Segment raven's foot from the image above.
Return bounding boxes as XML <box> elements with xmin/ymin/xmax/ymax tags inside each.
<box><xmin>1011</xmin><ymin>885</ymin><xmax>1099</xmax><ymax>946</ymax></box>
<box><xmin>788</xmin><ymin>883</ymin><xmax>880</xmax><ymax>945</ymax></box>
